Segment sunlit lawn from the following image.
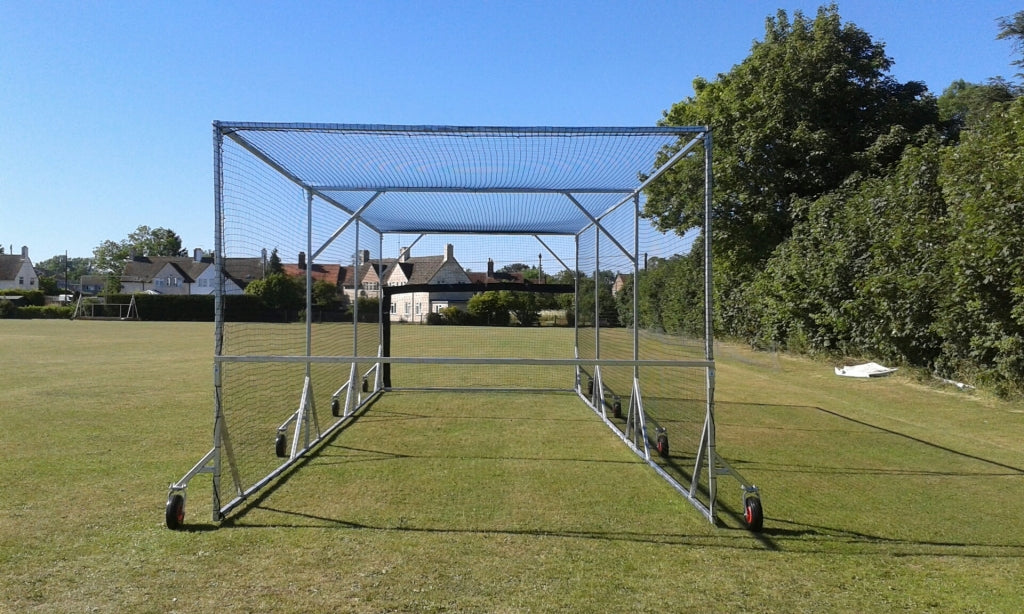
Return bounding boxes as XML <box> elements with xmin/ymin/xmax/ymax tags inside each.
<box><xmin>2</xmin><ymin>319</ymin><xmax>1023</xmax><ymax>612</ymax></box>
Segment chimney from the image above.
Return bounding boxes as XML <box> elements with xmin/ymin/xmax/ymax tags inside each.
<box><xmin>21</xmin><ymin>246</ymin><xmax>29</xmax><ymax>259</ymax></box>
<box><xmin>298</xmin><ymin>251</ymin><xmax>306</xmax><ymax>269</ymax></box>
<box><xmin>360</xmin><ymin>249</ymin><xmax>370</xmax><ymax>264</ymax></box>
<box><xmin>194</xmin><ymin>248</ymin><xmax>203</xmax><ymax>262</ymax></box>
<box><xmin>399</xmin><ymin>246</ymin><xmax>410</xmax><ymax>263</ymax></box>
<box><xmin>487</xmin><ymin>258</ymin><xmax>494</xmax><ymax>278</ymax></box>
<box><xmin>443</xmin><ymin>243</ymin><xmax>454</xmax><ymax>263</ymax></box>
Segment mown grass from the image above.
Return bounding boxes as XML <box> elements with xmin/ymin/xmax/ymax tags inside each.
<box><xmin>1</xmin><ymin>320</ymin><xmax>1023</xmax><ymax>612</ymax></box>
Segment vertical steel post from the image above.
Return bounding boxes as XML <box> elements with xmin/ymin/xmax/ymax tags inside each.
<box><xmin>377</xmin><ymin>230</ymin><xmax>385</xmax><ymax>388</ymax></box>
<box><xmin>353</xmin><ymin>220</ymin><xmax>360</xmax><ymax>357</ymax></box>
<box><xmin>633</xmin><ymin>193</ymin><xmax>640</xmax><ymax>377</ymax></box>
<box><xmin>703</xmin><ymin>129</ymin><xmax>717</xmax><ymax>518</ymax></box>
<box><xmin>574</xmin><ymin>234</ymin><xmax>580</xmax><ymax>351</ymax></box>
<box><xmin>594</xmin><ymin>224</ymin><xmax>600</xmax><ymax>360</ymax></box>
<box><xmin>305</xmin><ymin>190</ymin><xmax>314</xmax><ymax>374</ymax></box>
<box><xmin>211</xmin><ymin>123</ymin><xmax>226</xmax><ymax>521</ymax></box>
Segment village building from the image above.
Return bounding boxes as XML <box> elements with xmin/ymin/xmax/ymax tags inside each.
<box><xmin>0</xmin><ymin>246</ymin><xmax>39</xmax><ymax>291</ymax></box>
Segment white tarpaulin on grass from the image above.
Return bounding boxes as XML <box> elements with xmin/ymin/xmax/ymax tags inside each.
<box><xmin>835</xmin><ymin>362</ymin><xmax>898</xmax><ymax>378</ymax></box>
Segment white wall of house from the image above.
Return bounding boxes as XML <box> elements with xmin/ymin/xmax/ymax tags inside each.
<box><xmin>188</xmin><ymin>264</ymin><xmax>218</xmax><ymax>295</ymax></box>
<box><xmin>389</xmin><ymin>290</ymin><xmax>435</xmax><ymax>323</ymax></box>
<box><xmin>122</xmin><ymin>263</ymin><xmax>188</xmax><ymax>295</ymax></box>
<box><xmin>432</xmin><ymin>259</ymin><xmax>471</xmax><ymax>285</ymax></box>
<box><xmin>0</xmin><ymin>259</ymin><xmax>38</xmax><ymax>291</ymax></box>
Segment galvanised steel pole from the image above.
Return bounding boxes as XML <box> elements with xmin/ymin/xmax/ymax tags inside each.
<box><xmin>703</xmin><ymin>129</ymin><xmax>717</xmax><ymax>519</ymax></box>
<box><xmin>211</xmin><ymin>122</ymin><xmax>225</xmax><ymax>521</ymax></box>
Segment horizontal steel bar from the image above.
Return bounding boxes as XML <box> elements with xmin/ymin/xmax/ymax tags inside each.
<box><xmin>386</xmin><ymin>386</ymin><xmax>573</xmax><ymax>394</ymax></box>
<box><xmin>214</xmin><ymin>355</ymin><xmax>714</xmax><ymax>368</ymax></box>
<box><xmin>215</xmin><ymin>121</ymin><xmax>710</xmax><ymax>136</ymax></box>
<box><xmin>316</xmin><ymin>186</ymin><xmax>635</xmax><ymax>194</ymax></box>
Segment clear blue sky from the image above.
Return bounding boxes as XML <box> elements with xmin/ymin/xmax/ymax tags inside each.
<box><xmin>2</xmin><ymin>0</ymin><xmax>1020</xmax><ymax>262</ymax></box>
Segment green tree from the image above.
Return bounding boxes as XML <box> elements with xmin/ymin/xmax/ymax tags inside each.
<box><xmin>37</xmin><ymin>276</ymin><xmax>59</xmax><ymax>295</ymax></box>
<box><xmin>937</xmin><ymin>78</ymin><xmax>1020</xmax><ymax>138</ymax></box>
<box><xmin>647</xmin><ymin>4</ymin><xmax>938</xmax><ymax>336</ymax></box>
<box><xmin>935</xmin><ymin>97</ymin><xmax>1024</xmax><ymax>394</ymax></box>
<box><xmin>244</xmin><ymin>272</ymin><xmax>303</xmax><ymax>320</ymax></box>
<box><xmin>92</xmin><ymin>225</ymin><xmax>186</xmax><ymax>274</ymax></box>
<box><xmin>571</xmin><ymin>271</ymin><xmax>617</xmax><ymax>327</ymax></box>
<box><xmin>506</xmin><ymin>292</ymin><xmax>541</xmax><ymax>326</ymax></box>
<box><xmin>34</xmin><ymin>255</ymin><xmax>94</xmax><ymax>286</ymax></box>
<box><xmin>467</xmin><ymin>291</ymin><xmax>511</xmax><ymax>326</ymax></box>
<box><xmin>997</xmin><ymin>10</ymin><xmax>1024</xmax><ymax>78</ymax></box>
<box><xmin>312</xmin><ymin>280</ymin><xmax>340</xmax><ymax>310</ymax></box>
<box><xmin>750</xmin><ymin>134</ymin><xmax>949</xmax><ymax>360</ymax></box>
<box><xmin>268</xmin><ymin>248</ymin><xmax>284</xmax><ymax>275</ymax></box>
<box><xmin>356</xmin><ymin>297</ymin><xmax>380</xmax><ymax>322</ymax></box>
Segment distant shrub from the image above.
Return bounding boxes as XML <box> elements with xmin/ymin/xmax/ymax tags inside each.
<box><xmin>15</xmin><ymin>305</ymin><xmax>73</xmax><ymax>319</ymax></box>
<box><xmin>0</xmin><ymin>289</ymin><xmax>44</xmax><ymax>306</ymax></box>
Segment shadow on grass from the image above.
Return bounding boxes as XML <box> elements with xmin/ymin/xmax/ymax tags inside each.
<box><xmin>758</xmin><ymin>517</ymin><xmax>1024</xmax><ymax>558</ymax></box>
<box><xmin>354</xmin><ymin>408</ymin><xmax>596</xmax><ymax>425</ymax></box>
<box><xmin>313</xmin><ymin>444</ymin><xmax>641</xmax><ymax>468</ymax></box>
<box><xmin>716</xmin><ymin>400</ymin><xmax>1024</xmax><ymax>476</ymax></box>
<box><xmin>222</xmin><ymin>505</ymin><xmax>768</xmax><ymax>551</ymax></box>
<box><xmin>183</xmin><ymin>394</ymin><xmax>1024</xmax><ymax>559</ymax></box>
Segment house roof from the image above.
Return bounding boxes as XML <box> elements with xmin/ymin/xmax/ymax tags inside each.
<box><xmin>338</xmin><ymin>262</ymin><xmax>384</xmax><ymax>288</ymax></box>
<box><xmin>0</xmin><ymin>255</ymin><xmax>32</xmax><ymax>281</ymax></box>
<box><xmin>466</xmin><ymin>270</ymin><xmax>527</xmax><ymax>285</ymax></box>
<box><xmin>222</xmin><ymin>258</ymin><xmax>264</xmax><ymax>288</ymax></box>
<box><xmin>122</xmin><ymin>257</ymin><xmax>202</xmax><ymax>284</ymax></box>
<box><xmin>282</xmin><ymin>263</ymin><xmax>343</xmax><ymax>285</ymax></box>
<box><xmin>381</xmin><ymin>255</ymin><xmax>453</xmax><ymax>286</ymax></box>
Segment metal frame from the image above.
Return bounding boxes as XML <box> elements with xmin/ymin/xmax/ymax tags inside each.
<box><xmin>166</xmin><ymin>123</ymin><xmax>762</xmax><ymax>530</ymax></box>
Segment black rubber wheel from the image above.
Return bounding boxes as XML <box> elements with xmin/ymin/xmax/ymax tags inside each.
<box><xmin>586</xmin><ymin>377</ymin><xmax>594</xmax><ymax>396</ymax></box>
<box><xmin>743</xmin><ymin>496</ymin><xmax>764</xmax><ymax>532</ymax></box>
<box><xmin>361</xmin><ymin>377</ymin><xmax>369</xmax><ymax>393</ymax></box>
<box><xmin>165</xmin><ymin>493</ymin><xmax>185</xmax><ymax>530</ymax></box>
<box><xmin>656</xmin><ymin>433</ymin><xmax>669</xmax><ymax>457</ymax></box>
<box><xmin>331</xmin><ymin>398</ymin><xmax>340</xmax><ymax>417</ymax></box>
<box><xmin>612</xmin><ymin>399</ymin><xmax>622</xmax><ymax>419</ymax></box>
<box><xmin>275</xmin><ymin>433</ymin><xmax>287</xmax><ymax>458</ymax></box>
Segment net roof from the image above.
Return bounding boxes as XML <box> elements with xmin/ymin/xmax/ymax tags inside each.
<box><xmin>217</xmin><ymin>122</ymin><xmax>707</xmax><ymax>236</ymax></box>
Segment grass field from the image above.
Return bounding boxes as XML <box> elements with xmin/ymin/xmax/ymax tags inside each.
<box><xmin>2</xmin><ymin>320</ymin><xmax>1023</xmax><ymax>613</ymax></box>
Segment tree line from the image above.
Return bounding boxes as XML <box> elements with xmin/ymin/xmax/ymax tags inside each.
<box><xmin>638</xmin><ymin>5</ymin><xmax>1024</xmax><ymax>395</ymax></box>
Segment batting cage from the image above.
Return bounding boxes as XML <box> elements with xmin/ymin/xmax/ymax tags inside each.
<box><xmin>165</xmin><ymin>123</ymin><xmax>763</xmax><ymax>532</ymax></box>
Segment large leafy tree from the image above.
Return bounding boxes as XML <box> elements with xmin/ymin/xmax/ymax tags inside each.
<box><xmin>34</xmin><ymin>254</ymin><xmax>94</xmax><ymax>285</ymax></box>
<box><xmin>467</xmin><ymin>291</ymin><xmax>511</xmax><ymax>326</ymax></box>
<box><xmin>646</xmin><ymin>4</ymin><xmax>938</xmax><ymax>335</ymax></box>
<box><xmin>997</xmin><ymin>10</ymin><xmax>1024</xmax><ymax>78</ymax></box>
<box><xmin>92</xmin><ymin>225</ymin><xmax>186</xmax><ymax>274</ymax></box>
<box><xmin>937</xmin><ymin>78</ymin><xmax>1020</xmax><ymax>139</ymax></box>
<box><xmin>935</xmin><ymin>97</ymin><xmax>1024</xmax><ymax>394</ymax></box>
<box><xmin>244</xmin><ymin>272</ymin><xmax>303</xmax><ymax>320</ymax></box>
<box><xmin>751</xmin><ymin>134</ymin><xmax>949</xmax><ymax>361</ymax></box>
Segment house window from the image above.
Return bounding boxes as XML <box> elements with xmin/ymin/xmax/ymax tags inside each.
<box><xmin>404</xmin><ymin>302</ymin><xmax>410</xmax><ymax>315</ymax></box>
<box><xmin>390</xmin><ymin>302</ymin><xmax>397</xmax><ymax>314</ymax></box>
<box><xmin>18</xmin><ymin>276</ymin><xmax>24</xmax><ymax>285</ymax></box>
<box><xmin>363</xmin><ymin>281</ymin><xmax>379</xmax><ymax>292</ymax></box>
<box><xmin>415</xmin><ymin>303</ymin><xmax>421</xmax><ymax>315</ymax></box>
